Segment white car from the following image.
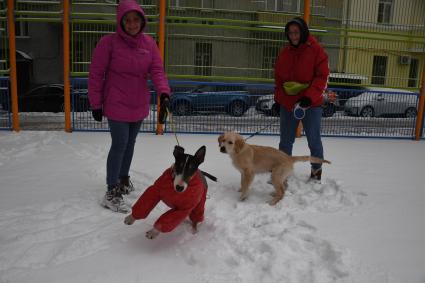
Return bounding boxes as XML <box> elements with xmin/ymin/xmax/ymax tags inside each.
<box><xmin>344</xmin><ymin>88</ymin><xmax>418</xmax><ymax>118</ymax></box>
<box><xmin>255</xmin><ymin>94</ymin><xmax>337</xmax><ymax>117</ymax></box>
<box><xmin>255</xmin><ymin>94</ymin><xmax>280</xmax><ymax>116</ymax></box>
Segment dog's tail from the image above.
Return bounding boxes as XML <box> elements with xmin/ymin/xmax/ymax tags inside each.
<box><xmin>291</xmin><ymin>156</ymin><xmax>331</xmax><ymax>164</ymax></box>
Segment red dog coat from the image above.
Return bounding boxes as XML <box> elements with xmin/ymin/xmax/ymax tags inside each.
<box><xmin>131</xmin><ymin>168</ymin><xmax>207</xmax><ymax>233</ymax></box>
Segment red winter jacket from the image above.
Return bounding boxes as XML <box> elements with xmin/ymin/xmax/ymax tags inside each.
<box><xmin>131</xmin><ymin>168</ymin><xmax>207</xmax><ymax>233</ymax></box>
<box><xmin>274</xmin><ymin>35</ymin><xmax>329</xmax><ymax>112</ymax></box>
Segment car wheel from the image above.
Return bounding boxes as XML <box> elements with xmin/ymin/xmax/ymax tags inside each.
<box><xmin>228</xmin><ymin>100</ymin><xmax>247</xmax><ymax>117</ymax></box>
<box><xmin>173</xmin><ymin>100</ymin><xmax>191</xmax><ymax>116</ymax></box>
<box><xmin>360</xmin><ymin>106</ymin><xmax>374</xmax><ymax>117</ymax></box>
<box><xmin>405</xmin><ymin>107</ymin><xmax>417</xmax><ymax>118</ymax></box>
<box><xmin>271</xmin><ymin>103</ymin><xmax>280</xmax><ymax>117</ymax></box>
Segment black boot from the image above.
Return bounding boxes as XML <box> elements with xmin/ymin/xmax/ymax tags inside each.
<box><xmin>310</xmin><ymin>168</ymin><xmax>322</xmax><ymax>182</ymax></box>
<box><xmin>119</xmin><ymin>176</ymin><xmax>135</xmax><ymax>194</ymax></box>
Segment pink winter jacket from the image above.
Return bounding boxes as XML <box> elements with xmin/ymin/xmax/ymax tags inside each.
<box><xmin>88</xmin><ymin>0</ymin><xmax>170</xmax><ymax>122</ymax></box>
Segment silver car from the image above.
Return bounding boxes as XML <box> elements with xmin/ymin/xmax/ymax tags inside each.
<box><xmin>344</xmin><ymin>88</ymin><xmax>418</xmax><ymax>118</ymax></box>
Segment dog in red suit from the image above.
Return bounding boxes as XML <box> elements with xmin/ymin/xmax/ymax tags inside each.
<box><xmin>124</xmin><ymin>146</ymin><xmax>208</xmax><ymax>239</ymax></box>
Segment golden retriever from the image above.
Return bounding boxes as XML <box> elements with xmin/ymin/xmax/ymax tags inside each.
<box><xmin>218</xmin><ymin>131</ymin><xmax>330</xmax><ymax>205</ymax></box>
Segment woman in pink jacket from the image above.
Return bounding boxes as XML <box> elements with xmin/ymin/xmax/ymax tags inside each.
<box><xmin>88</xmin><ymin>0</ymin><xmax>170</xmax><ymax>213</ymax></box>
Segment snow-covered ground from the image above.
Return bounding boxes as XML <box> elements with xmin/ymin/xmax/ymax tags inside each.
<box><xmin>0</xmin><ymin>131</ymin><xmax>424</xmax><ymax>283</ymax></box>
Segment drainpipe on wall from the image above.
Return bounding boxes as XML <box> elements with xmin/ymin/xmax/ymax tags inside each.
<box><xmin>342</xmin><ymin>0</ymin><xmax>351</xmax><ymax>73</ymax></box>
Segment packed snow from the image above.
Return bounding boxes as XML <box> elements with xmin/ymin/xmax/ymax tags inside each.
<box><xmin>0</xmin><ymin>131</ymin><xmax>424</xmax><ymax>283</ymax></box>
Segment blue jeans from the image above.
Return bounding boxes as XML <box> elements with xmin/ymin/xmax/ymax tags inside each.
<box><xmin>279</xmin><ymin>106</ymin><xmax>323</xmax><ymax>170</ymax></box>
<box><xmin>106</xmin><ymin>119</ymin><xmax>143</xmax><ymax>188</ymax></box>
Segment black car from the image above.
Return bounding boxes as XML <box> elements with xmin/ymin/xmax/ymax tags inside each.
<box><xmin>14</xmin><ymin>84</ymin><xmax>89</xmax><ymax>112</ymax></box>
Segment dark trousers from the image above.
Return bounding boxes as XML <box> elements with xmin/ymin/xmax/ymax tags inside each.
<box><xmin>106</xmin><ymin>119</ymin><xmax>143</xmax><ymax>188</ymax></box>
<box><xmin>279</xmin><ymin>106</ymin><xmax>324</xmax><ymax>170</ymax></box>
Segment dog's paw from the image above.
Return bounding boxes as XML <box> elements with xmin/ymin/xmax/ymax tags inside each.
<box><xmin>146</xmin><ymin>228</ymin><xmax>160</xmax><ymax>239</ymax></box>
<box><xmin>239</xmin><ymin>194</ymin><xmax>248</xmax><ymax>201</ymax></box>
<box><xmin>191</xmin><ymin>222</ymin><xmax>198</xmax><ymax>234</ymax></box>
<box><xmin>268</xmin><ymin>195</ymin><xmax>283</xmax><ymax>206</ymax></box>
<box><xmin>124</xmin><ymin>214</ymin><xmax>136</xmax><ymax>225</ymax></box>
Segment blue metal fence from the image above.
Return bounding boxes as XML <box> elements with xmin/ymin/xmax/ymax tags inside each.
<box><xmin>0</xmin><ymin>77</ymin><xmax>11</xmax><ymax>130</ymax></box>
<box><xmin>71</xmin><ymin>77</ymin><xmax>157</xmax><ymax>132</ymax></box>
<box><xmin>70</xmin><ymin>78</ymin><xmax>423</xmax><ymax>139</ymax></box>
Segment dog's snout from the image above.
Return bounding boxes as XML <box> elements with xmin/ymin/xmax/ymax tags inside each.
<box><xmin>220</xmin><ymin>146</ymin><xmax>226</xmax><ymax>153</ymax></box>
<box><xmin>175</xmin><ymin>185</ymin><xmax>184</xmax><ymax>192</ymax></box>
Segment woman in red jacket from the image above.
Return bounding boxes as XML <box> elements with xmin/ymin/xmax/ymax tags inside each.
<box><xmin>274</xmin><ymin>17</ymin><xmax>330</xmax><ymax>181</ymax></box>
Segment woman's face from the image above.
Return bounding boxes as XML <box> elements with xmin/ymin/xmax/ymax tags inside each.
<box><xmin>287</xmin><ymin>24</ymin><xmax>301</xmax><ymax>46</ymax></box>
<box><xmin>123</xmin><ymin>11</ymin><xmax>143</xmax><ymax>36</ymax></box>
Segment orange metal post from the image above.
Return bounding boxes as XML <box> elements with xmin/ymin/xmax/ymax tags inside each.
<box><xmin>303</xmin><ymin>0</ymin><xmax>311</xmax><ymax>24</ymax></box>
<box><xmin>63</xmin><ymin>0</ymin><xmax>72</xmax><ymax>132</ymax></box>
<box><xmin>156</xmin><ymin>0</ymin><xmax>166</xmax><ymax>135</ymax></box>
<box><xmin>6</xmin><ymin>0</ymin><xmax>20</xmax><ymax>132</ymax></box>
<box><xmin>415</xmin><ymin>64</ymin><xmax>425</xmax><ymax>140</ymax></box>
<box><xmin>296</xmin><ymin>0</ymin><xmax>310</xmax><ymax>138</ymax></box>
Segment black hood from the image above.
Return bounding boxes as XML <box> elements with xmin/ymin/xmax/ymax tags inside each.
<box><xmin>284</xmin><ymin>17</ymin><xmax>310</xmax><ymax>46</ymax></box>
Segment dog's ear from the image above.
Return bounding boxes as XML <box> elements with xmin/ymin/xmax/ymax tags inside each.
<box><xmin>173</xmin><ymin>145</ymin><xmax>185</xmax><ymax>158</ymax></box>
<box><xmin>218</xmin><ymin>134</ymin><xmax>224</xmax><ymax>144</ymax></box>
<box><xmin>194</xmin><ymin>146</ymin><xmax>206</xmax><ymax>164</ymax></box>
<box><xmin>234</xmin><ymin>138</ymin><xmax>245</xmax><ymax>154</ymax></box>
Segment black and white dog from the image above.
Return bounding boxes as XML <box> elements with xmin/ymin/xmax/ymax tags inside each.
<box><xmin>172</xmin><ymin>145</ymin><xmax>208</xmax><ymax>192</ymax></box>
<box><xmin>124</xmin><ymin>145</ymin><xmax>215</xmax><ymax>239</ymax></box>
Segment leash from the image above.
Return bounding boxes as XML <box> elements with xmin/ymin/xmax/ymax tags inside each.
<box><xmin>166</xmin><ymin>109</ymin><xmax>218</xmax><ymax>182</ymax></box>
<box><xmin>244</xmin><ymin>121</ymin><xmax>279</xmax><ymax>141</ymax></box>
<box><xmin>166</xmin><ymin>109</ymin><xmax>180</xmax><ymax>146</ymax></box>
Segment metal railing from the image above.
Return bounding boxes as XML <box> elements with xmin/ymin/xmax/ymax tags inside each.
<box><xmin>70</xmin><ymin>78</ymin><xmax>422</xmax><ymax>139</ymax></box>
<box><xmin>0</xmin><ymin>77</ymin><xmax>11</xmax><ymax>130</ymax></box>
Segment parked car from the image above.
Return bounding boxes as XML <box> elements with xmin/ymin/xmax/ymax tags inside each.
<box><xmin>12</xmin><ymin>84</ymin><xmax>89</xmax><ymax>112</ymax></box>
<box><xmin>170</xmin><ymin>84</ymin><xmax>254</xmax><ymax>116</ymax></box>
<box><xmin>256</xmin><ymin>73</ymin><xmax>367</xmax><ymax>117</ymax></box>
<box><xmin>255</xmin><ymin>94</ymin><xmax>336</xmax><ymax>117</ymax></box>
<box><xmin>0</xmin><ymin>85</ymin><xmax>9</xmax><ymax>112</ymax></box>
<box><xmin>344</xmin><ymin>88</ymin><xmax>418</xmax><ymax>118</ymax></box>
<box><xmin>255</xmin><ymin>94</ymin><xmax>279</xmax><ymax>116</ymax></box>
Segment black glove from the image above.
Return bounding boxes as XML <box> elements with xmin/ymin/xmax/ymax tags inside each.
<box><xmin>92</xmin><ymin>108</ymin><xmax>103</xmax><ymax>122</ymax></box>
<box><xmin>159</xmin><ymin>93</ymin><xmax>170</xmax><ymax>124</ymax></box>
<box><xmin>297</xmin><ymin>97</ymin><xmax>311</xmax><ymax>108</ymax></box>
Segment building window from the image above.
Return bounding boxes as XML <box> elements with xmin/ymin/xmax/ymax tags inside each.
<box><xmin>195</xmin><ymin>42</ymin><xmax>212</xmax><ymax>76</ymax></box>
<box><xmin>266</xmin><ymin>0</ymin><xmax>293</xmax><ymax>12</ymax></box>
<box><xmin>371</xmin><ymin>56</ymin><xmax>387</xmax><ymax>85</ymax></box>
<box><xmin>201</xmin><ymin>0</ymin><xmax>214</xmax><ymax>8</ymax></box>
<box><xmin>15</xmin><ymin>20</ymin><xmax>29</xmax><ymax>37</ymax></box>
<box><xmin>408</xmin><ymin>58</ymin><xmax>419</xmax><ymax>88</ymax></box>
<box><xmin>262</xmin><ymin>46</ymin><xmax>279</xmax><ymax>79</ymax></box>
<box><xmin>170</xmin><ymin>0</ymin><xmax>181</xmax><ymax>6</ymax></box>
<box><xmin>377</xmin><ymin>0</ymin><xmax>393</xmax><ymax>24</ymax></box>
